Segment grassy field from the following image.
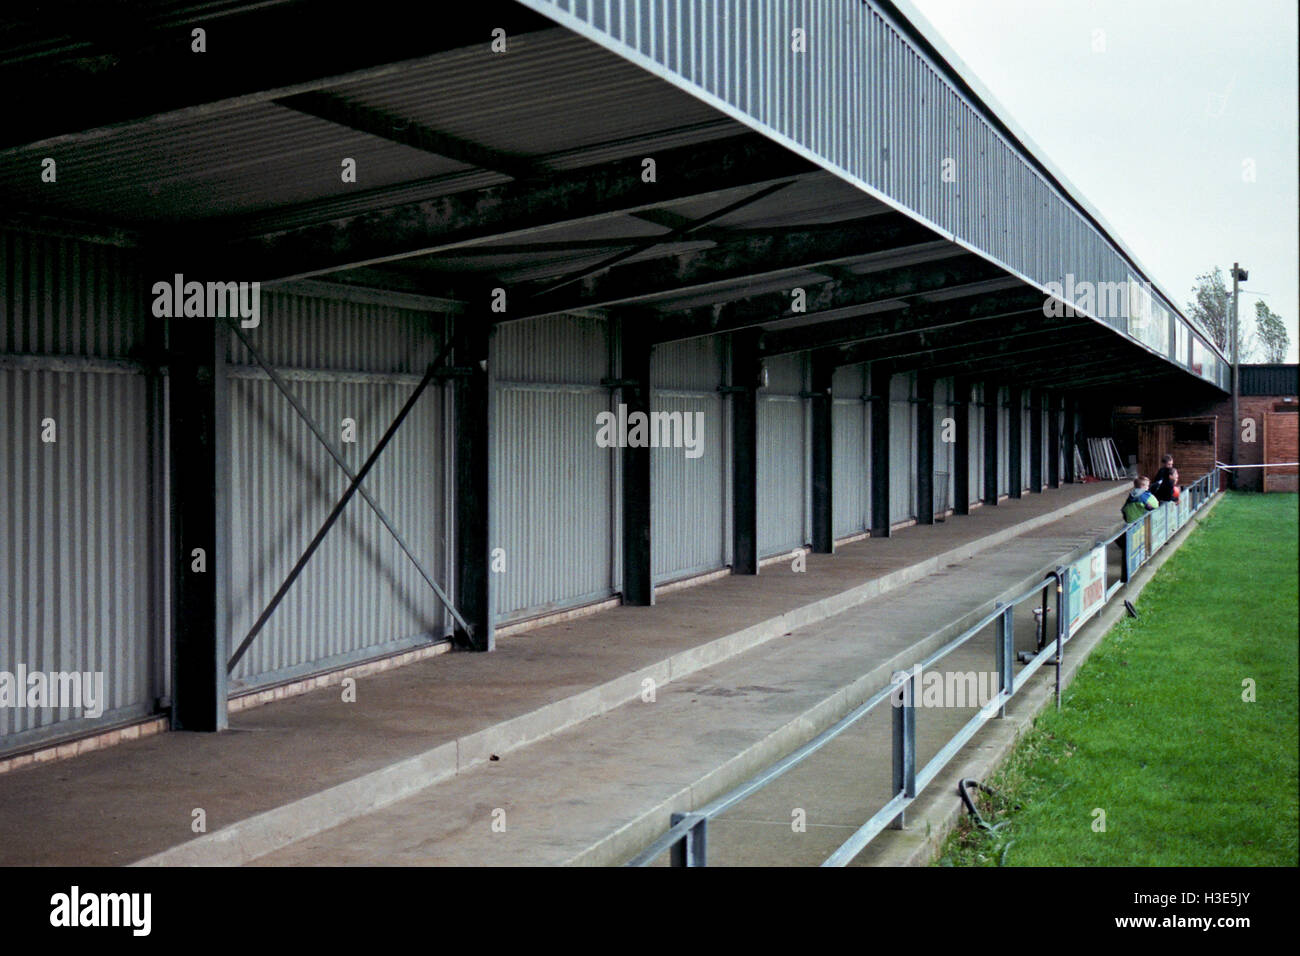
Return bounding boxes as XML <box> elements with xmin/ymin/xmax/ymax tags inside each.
<box><xmin>938</xmin><ymin>492</ymin><xmax>1298</xmax><ymax>867</ymax></box>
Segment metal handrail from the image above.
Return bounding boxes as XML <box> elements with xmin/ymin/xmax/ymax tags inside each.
<box><xmin>1100</xmin><ymin>469</ymin><xmax>1219</xmax><ymax>594</ymax></box>
<box><xmin>630</xmin><ymin>467</ymin><xmax>1223</xmax><ymax>867</ymax></box>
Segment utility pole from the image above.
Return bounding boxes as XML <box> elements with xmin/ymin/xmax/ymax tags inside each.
<box><xmin>1230</xmin><ymin>263</ymin><xmax>1249</xmax><ymax>490</ymax></box>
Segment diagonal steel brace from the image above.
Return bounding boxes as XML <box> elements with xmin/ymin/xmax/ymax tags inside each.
<box><xmin>226</xmin><ymin>329</ymin><xmax>469</xmax><ymax>674</ymax></box>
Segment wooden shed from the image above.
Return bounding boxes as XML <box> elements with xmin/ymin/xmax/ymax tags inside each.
<box><xmin>1137</xmin><ymin>416</ymin><xmax>1218</xmax><ymax>483</ymax></box>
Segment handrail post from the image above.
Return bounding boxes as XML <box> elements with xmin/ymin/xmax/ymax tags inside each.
<box><xmin>995</xmin><ymin>601</ymin><xmax>1014</xmax><ymax>718</ymax></box>
<box><xmin>1054</xmin><ymin>567</ymin><xmax>1067</xmax><ymax>710</ymax></box>
<box><xmin>669</xmin><ymin>813</ymin><xmax>708</xmax><ymax>866</ymax></box>
<box><xmin>1119</xmin><ymin>524</ymin><xmax>1130</xmax><ymax>585</ymax></box>
<box><xmin>890</xmin><ymin>670</ymin><xmax>917</xmax><ymax>829</ymax></box>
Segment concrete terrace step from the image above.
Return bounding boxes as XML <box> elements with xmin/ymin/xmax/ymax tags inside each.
<box><xmin>252</xmin><ymin>491</ymin><xmax>1128</xmax><ymax>866</ymax></box>
<box><xmin>0</xmin><ymin>482</ymin><xmax>1124</xmax><ymax>867</ymax></box>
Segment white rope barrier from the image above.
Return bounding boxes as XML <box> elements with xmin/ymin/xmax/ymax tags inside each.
<box><xmin>1214</xmin><ymin>461</ymin><xmax>1300</xmax><ymax>469</ymax></box>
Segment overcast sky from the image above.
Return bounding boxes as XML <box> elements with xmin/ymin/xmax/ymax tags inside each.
<box><xmin>906</xmin><ymin>0</ymin><xmax>1299</xmax><ymax>362</ymax></box>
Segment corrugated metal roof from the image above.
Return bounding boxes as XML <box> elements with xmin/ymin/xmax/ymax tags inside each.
<box><xmin>0</xmin><ymin>103</ymin><xmax>464</xmax><ymax>225</ymax></box>
<box><xmin>661</xmin><ymin>175</ymin><xmax>891</xmax><ymax>230</ymax></box>
<box><xmin>0</xmin><ymin>25</ymin><xmax>745</xmax><ymax>231</ymax></box>
<box><xmin>513</xmin><ymin>0</ymin><xmax>1229</xmax><ymax>389</ymax></box>
<box><xmin>333</xmin><ymin>30</ymin><xmax>736</xmax><ymax>166</ymax></box>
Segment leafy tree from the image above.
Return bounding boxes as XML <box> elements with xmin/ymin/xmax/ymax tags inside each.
<box><xmin>1187</xmin><ymin>268</ymin><xmax>1230</xmax><ymax>351</ymax></box>
<box><xmin>1186</xmin><ymin>267</ymin><xmax>1260</xmax><ymax>360</ymax></box>
<box><xmin>1254</xmin><ymin>300</ymin><xmax>1290</xmax><ymax>363</ymax></box>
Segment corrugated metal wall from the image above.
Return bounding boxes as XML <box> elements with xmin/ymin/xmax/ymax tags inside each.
<box><xmin>227</xmin><ymin>291</ymin><xmax>451</xmax><ymax>690</ymax></box>
<box><xmin>1</xmin><ymin>230</ymin><xmax>163</xmax><ymax>754</ymax></box>
<box><xmin>758</xmin><ymin>352</ymin><xmax>808</xmax><ymax>556</ymax></box>
<box><xmin>969</xmin><ymin>381</ymin><xmax>984</xmax><ymax>504</ymax></box>
<box><xmin>1040</xmin><ymin>396</ymin><xmax>1049</xmax><ymax>490</ymax></box>
<box><xmin>493</xmin><ymin>314</ymin><xmax>616</xmax><ymax>620</ymax></box>
<box><xmin>1241</xmin><ymin>365</ymin><xmax>1299</xmax><ymax>396</ymax></box>
<box><xmin>1020</xmin><ymin>391</ymin><xmax>1033</xmax><ymax>492</ymax></box>
<box><xmin>933</xmin><ymin>377</ymin><xmax>955</xmax><ymax>515</ymax></box>
<box><xmin>650</xmin><ymin>336</ymin><xmax>727</xmax><ymax>583</ymax></box>
<box><xmin>518</xmin><ymin>0</ymin><xmax>1228</xmax><ymax>385</ymax></box>
<box><xmin>831</xmin><ymin>363</ymin><xmax>869</xmax><ymax>537</ymax></box>
<box><xmin>889</xmin><ymin>370</ymin><xmax>916</xmax><ymax>523</ymax></box>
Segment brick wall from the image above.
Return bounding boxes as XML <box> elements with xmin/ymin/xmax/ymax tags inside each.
<box><xmin>1264</xmin><ymin>411</ymin><xmax>1299</xmax><ymax>492</ymax></box>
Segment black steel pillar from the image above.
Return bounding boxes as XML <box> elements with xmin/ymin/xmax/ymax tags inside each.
<box><xmin>1029</xmin><ymin>388</ymin><xmax>1044</xmax><ymax>493</ymax></box>
<box><xmin>1008</xmin><ymin>386</ymin><xmax>1023</xmax><ymax>499</ymax></box>
<box><xmin>621</xmin><ymin>317</ymin><xmax>654</xmax><ymax>604</ymax></box>
<box><xmin>169</xmin><ymin>312</ymin><xmax>230</xmax><ymax>732</ymax></box>
<box><xmin>1047</xmin><ymin>391</ymin><xmax>1062</xmax><ymax>489</ymax></box>
<box><xmin>810</xmin><ymin>350</ymin><xmax>835</xmax><ymax>553</ymax></box>
<box><xmin>982</xmin><ymin>379</ymin><xmax>999</xmax><ymax>505</ymax></box>
<box><xmin>952</xmin><ymin>378</ymin><xmax>971</xmax><ymax>516</ymax></box>
<box><xmin>869</xmin><ymin>362</ymin><xmax>892</xmax><ymax>537</ymax></box>
<box><xmin>1063</xmin><ymin>394</ymin><xmax>1077</xmax><ymax>483</ymax></box>
<box><xmin>916</xmin><ymin>372</ymin><xmax>934</xmax><ymax>524</ymax></box>
<box><xmin>731</xmin><ymin>330</ymin><xmax>761</xmax><ymax>574</ymax></box>
<box><xmin>454</xmin><ymin>319</ymin><xmax>494</xmax><ymax>651</ymax></box>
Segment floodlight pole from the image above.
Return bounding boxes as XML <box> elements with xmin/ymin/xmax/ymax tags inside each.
<box><xmin>1230</xmin><ymin>263</ymin><xmax>1248</xmax><ymax>490</ymax></box>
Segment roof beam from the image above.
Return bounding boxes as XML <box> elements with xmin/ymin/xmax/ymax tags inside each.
<box><xmin>509</xmin><ymin>213</ymin><xmax>944</xmax><ymax>320</ymax></box>
<box><xmin>917</xmin><ymin>344</ymin><xmax>1143</xmax><ymax>382</ymax></box>
<box><xmin>1069</xmin><ymin>369</ymin><xmax>1193</xmax><ymax>393</ymax></box>
<box><xmin>274</xmin><ymin>91</ymin><xmax>541</xmax><ymax>179</ymax></box>
<box><xmin>761</xmin><ymin>286</ymin><xmax>1048</xmax><ymax>356</ymax></box>
<box><xmin>884</xmin><ymin>329</ymin><xmax>1122</xmax><ymax>376</ymax></box>
<box><xmin>647</xmin><ymin>255</ymin><xmax>1010</xmax><ymax>344</ymax></box>
<box><xmin>1018</xmin><ymin>361</ymin><xmax>1187</xmax><ymax>388</ymax></box>
<box><xmin>172</xmin><ymin>133</ymin><xmax>818</xmax><ymax>282</ymax></box>
<box><xmin>815</xmin><ymin>310</ymin><xmax>1091</xmax><ymax>366</ymax></box>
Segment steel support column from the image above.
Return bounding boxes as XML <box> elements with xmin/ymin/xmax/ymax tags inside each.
<box><xmin>1029</xmin><ymin>387</ymin><xmax>1044</xmax><ymax>492</ymax></box>
<box><xmin>982</xmin><ymin>379</ymin><xmax>999</xmax><ymax>506</ymax></box>
<box><xmin>1048</xmin><ymin>391</ymin><xmax>1062</xmax><ymax>489</ymax></box>
<box><xmin>1063</xmin><ymin>395</ymin><xmax>1077</xmax><ymax>483</ymax></box>
<box><xmin>869</xmin><ymin>363</ymin><xmax>892</xmax><ymax>537</ymax></box>
<box><xmin>621</xmin><ymin>317</ymin><xmax>654</xmax><ymax>604</ymax></box>
<box><xmin>810</xmin><ymin>350</ymin><xmax>835</xmax><ymax>553</ymax></box>
<box><xmin>454</xmin><ymin>319</ymin><xmax>494</xmax><ymax>651</ymax></box>
<box><xmin>953</xmin><ymin>377</ymin><xmax>971</xmax><ymax>516</ymax></box>
<box><xmin>1008</xmin><ymin>385</ymin><xmax>1023</xmax><ymax>499</ymax></box>
<box><xmin>916</xmin><ymin>372</ymin><xmax>934</xmax><ymax>524</ymax></box>
<box><xmin>731</xmin><ymin>330</ymin><xmax>761</xmax><ymax>575</ymax></box>
<box><xmin>169</xmin><ymin>313</ymin><xmax>230</xmax><ymax>732</ymax></box>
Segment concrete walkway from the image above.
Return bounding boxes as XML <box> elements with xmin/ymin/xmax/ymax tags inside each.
<box><xmin>0</xmin><ymin>482</ymin><xmax>1127</xmax><ymax>866</ymax></box>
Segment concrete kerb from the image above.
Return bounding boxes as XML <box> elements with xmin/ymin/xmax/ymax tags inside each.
<box><xmin>134</xmin><ymin>484</ymin><xmax>1122</xmax><ymax>867</ymax></box>
<box><xmin>863</xmin><ymin>492</ymin><xmax>1224</xmax><ymax>868</ymax></box>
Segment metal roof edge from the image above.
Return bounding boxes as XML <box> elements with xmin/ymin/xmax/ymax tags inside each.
<box><xmin>879</xmin><ymin>0</ymin><xmax>1226</xmax><ymax>361</ymax></box>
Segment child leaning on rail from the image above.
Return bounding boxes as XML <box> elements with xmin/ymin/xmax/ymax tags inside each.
<box><xmin>1122</xmin><ymin>476</ymin><xmax>1161</xmax><ymax>524</ymax></box>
